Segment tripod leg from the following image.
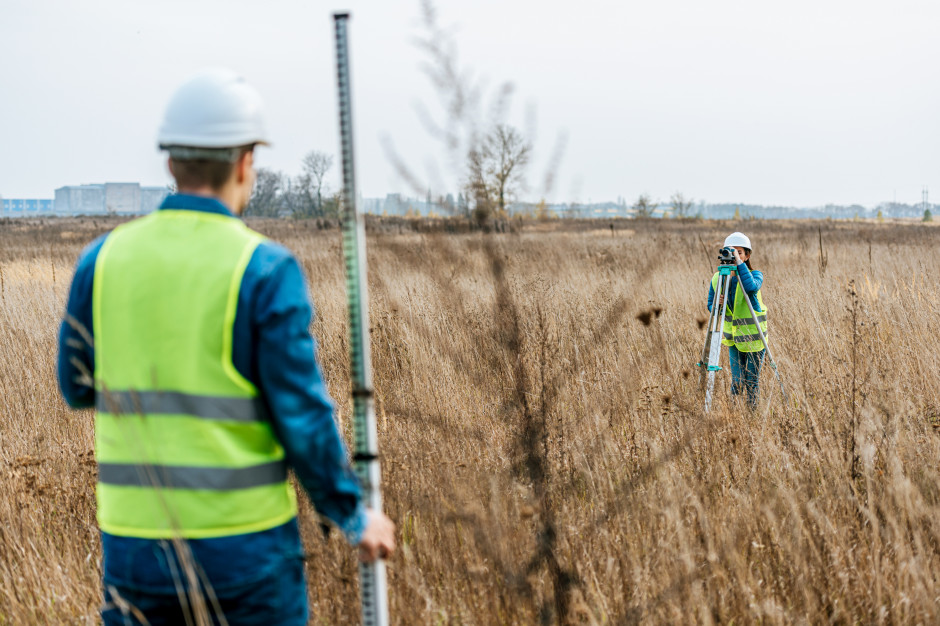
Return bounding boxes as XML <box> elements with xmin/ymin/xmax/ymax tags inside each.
<box><xmin>739</xmin><ymin>290</ymin><xmax>787</xmax><ymax>403</ymax></box>
<box><xmin>704</xmin><ymin>272</ymin><xmax>732</xmax><ymax>413</ymax></box>
<box><xmin>697</xmin><ymin>327</ymin><xmax>711</xmax><ymax>390</ymax></box>
<box><xmin>698</xmin><ymin>278</ymin><xmax>723</xmax><ymax>389</ymax></box>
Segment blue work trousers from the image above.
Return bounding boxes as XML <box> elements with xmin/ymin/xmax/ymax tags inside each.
<box><xmin>101</xmin><ymin>519</ymin><xmax>308</xmax><ymax>626</ymax></box>
<box><xmin>728</xmin><ymin>346</ymin><xmax>765</xmax><ymax>410</ymax></box>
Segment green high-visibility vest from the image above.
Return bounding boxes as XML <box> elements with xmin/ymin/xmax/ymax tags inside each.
<box><xmin>711</xmin><ymin>271</ymin><xmax>769</xmax><ymax>353</ymax></box>
<box><xmin>93</xmin><ymin>209</ymin><xmax>297</xmax><ymax>539</ymax></box>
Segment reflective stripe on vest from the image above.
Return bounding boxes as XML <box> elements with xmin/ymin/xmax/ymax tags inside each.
<box><xmin>732</xmin><ymin>314</ymin><xmax>766</xmax><ymax>326</ymax></box>
<box><xmin>93</xmin><ymin>210</ymin><xmax>297</xmax><ymax>539</ymax></box>
<box><xmin>98</xmin><ymin>460</ymin><xmax>287</xmax><ymax>490</ymax></box>
<box><xmin>96</xmin><ymin>390</ymin><xmax>268</xmax><ymax>423</ymax></box>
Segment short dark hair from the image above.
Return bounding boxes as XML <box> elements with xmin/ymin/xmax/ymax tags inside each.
<box><xmin>170</xmin><ymin>145</ymin><xmax>253</xmax><ymax>192</ymax></box>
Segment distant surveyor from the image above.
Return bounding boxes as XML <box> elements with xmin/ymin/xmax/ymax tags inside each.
<box><xmin>57</xmin><ymin>68</ymin><xmax>395</xmax><ymax>625</ymax></box>
<box><xmin>706</xmin><ymin>232</ymin><xmax>768</xmax><ymax>410</ymax></box>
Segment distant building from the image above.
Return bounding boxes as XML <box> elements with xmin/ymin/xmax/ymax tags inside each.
<box><xmin>141</xmin><ymin>187</ymin><xmax>169</xmax><ymax>213</ymax></box>
<box><xmin>54</xmin><ymin>183</ymin><xmax>169</xmax><ymax>215</ymax></box>
<box><xmin>383</xmin><ymin>193</ymin><xmax>404</xmax><ymax>215</ymax></box>
<box><xmin>55</xmin><ymin>185</ymin><xmax>105</xmax><ymax>215</ymax></box>
<box><xmin>2</xmin><ymin>198</ymin><xmax>55</xmax><ymax>214</ymax></box>
<box><xmin>103</xmin><ymin>182</ymin><xmax>140</xmax><ymax>214</ymax></box>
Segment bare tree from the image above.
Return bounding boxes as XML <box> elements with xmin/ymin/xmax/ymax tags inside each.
<box><xmin>465</xmin><ymin>144</ymin><xmax>493</xmax><ymax>224</ymax></box>
<box><xmin>380</xmin><ymin>2</ymin><xmax>563</xmax><ymax>223</ymax></box>
<box><xmin>670</xmin><ymin>192</ymin><xmax>693</xmax><ymax>218</ymax></box>
<box><xmin>632</xmin><ymin>194</ymin><xmax>658</xmax><ymax>218</ymax></box>
<box><xmin>487</xmin><ymin>125</ymin><xmax>531</xmax><ymax>215</ymax></box>
<box><xmin>465</xmin><ymin>124</ymin><xmax>531</xmax><ymax>224</ymax></box>
<box><xmin>245</xmin><ymin>168</ymin><xmax>283</xmax><ymax>217</ymax></box>
<box><xmin>296</xmin><ymin>151</ymin><xmax>334</xmax><ymax>217</ymax></box>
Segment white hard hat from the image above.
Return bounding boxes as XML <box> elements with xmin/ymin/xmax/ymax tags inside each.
<box><xmin>158</xmin><ymin>68</ymin><xmax>270</xmax><ymax>157</ymax></box>
<box><xmin>724</xmin><ymin>232</ymin><xmax>751</xmax><ymax>250</ymax></box>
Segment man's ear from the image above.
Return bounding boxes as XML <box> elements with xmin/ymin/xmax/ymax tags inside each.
<box><xmin>167</xmin><ymin>157</ymin><xmax>176</xmax><ymax>178</ymax></box>
<box><xmin>236</xmin><ymin>150</ymin><xmax>254</xmax><ymax>183</ymax></box>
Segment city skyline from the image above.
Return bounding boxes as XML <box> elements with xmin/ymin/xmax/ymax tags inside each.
<box><xmin>2</xmin><ymin>181</ymin><xmax>933</xmax><ymax>220</ymax></box>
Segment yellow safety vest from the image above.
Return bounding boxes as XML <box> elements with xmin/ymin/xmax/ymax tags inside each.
<box><xmin>711</xmin><ymin>271</ymin><xmax>769</xmax><ymax>353</ymax></box>
<box><xmin>93</xmin><ymin>210</ymin><xmax>297</xmax><ymax>539</ymax></box>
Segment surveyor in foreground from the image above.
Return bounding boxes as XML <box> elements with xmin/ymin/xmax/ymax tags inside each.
<box><xmin>706</xmin><ymin>232</ymin><xmax>768</xmax><ymax>409</ymax></box>
<box><xmin>57</xmin><ymin>68</ymin><xmax>395</xmax><ymax>625</ymax></box>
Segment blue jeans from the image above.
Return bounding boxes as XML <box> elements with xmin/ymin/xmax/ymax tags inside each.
<box><xmin>728</xmin><ymin>346</ymin><xmax>764</xmax><ymax>410</ymax></box>
<box><xmin>101</xmin><ymin>519</ymin><xmax>308</xmax><ymax>626</ymax></box>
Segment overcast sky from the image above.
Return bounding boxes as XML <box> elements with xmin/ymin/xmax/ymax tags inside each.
<box><xmin>2</xmin><ymin>0</ymin><xmax>937</xmax><ymax>207</ymax></box>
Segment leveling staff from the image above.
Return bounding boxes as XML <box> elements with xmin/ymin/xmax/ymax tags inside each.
<box><xmin>706</xmin><ymin>232</ymin><xmax>769</xmax><ymax>410</ymax></box>
<box><xmin>57</xmin><ymin>69</ymin><xmax>395</xmax><ymax>625</ymax></box>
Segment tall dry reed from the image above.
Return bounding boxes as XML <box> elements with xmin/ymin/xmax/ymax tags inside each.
<box><xmin>1</xmin><ymin>216</ymin><xmax>940</xmax><ymax>624</ymax></box>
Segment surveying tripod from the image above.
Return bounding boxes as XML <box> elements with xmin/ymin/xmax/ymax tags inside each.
<box><xmin>697</xmin><ymin>250</ymin><xmax>787</xmax><ymax>413</ymax></box>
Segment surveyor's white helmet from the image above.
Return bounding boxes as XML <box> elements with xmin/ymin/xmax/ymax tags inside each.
<box><xmin>724</xmin><ymin>232</ymin><xmax>751</xmax><ymax>250</ymax></box>
<box><xmin>158</xmin><ymin>68</ymin><xmax>270</xmax><ymax>157</ymax></box>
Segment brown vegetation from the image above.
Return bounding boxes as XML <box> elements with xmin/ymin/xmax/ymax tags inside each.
<box><xmin>2</xmin><ymin>216</ymin><xmax>940</xmax><ymax>623</ymax></box>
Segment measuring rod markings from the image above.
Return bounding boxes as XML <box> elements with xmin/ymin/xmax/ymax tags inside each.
<box><xmin>333</xmin><ymin>13</ymin><xmax>389</xmax><ymax>626</ymax></box>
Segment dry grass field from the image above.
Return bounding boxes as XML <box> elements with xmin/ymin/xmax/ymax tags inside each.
<box><xmin>2</xmin><ymin>216</ymin><xmax>940</xmax><ymax>624</ymax></box>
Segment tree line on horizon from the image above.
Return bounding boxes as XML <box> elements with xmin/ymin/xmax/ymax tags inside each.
<box><xmin>243</xmin><ymin>146</ymin><xmax>934</xmax><ymax>223</ymax></box>
<box><xmin>244</xmin><ymin>150</ymin><xmax>338</xmax><ymax>219</ymax></box>
<box><xmin>245</xmin><ymin>130</ymin><xmax>701</xmax><ymax>223</ymax></box>
<box><xmin>243</xmin><ymin>122</ymin><xmax>539</xmax><ymax>223</ymax></box>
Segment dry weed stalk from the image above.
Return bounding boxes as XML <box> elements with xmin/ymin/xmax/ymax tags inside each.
<box><xmin>2</xmin><ymin>217</ymin><xmax>940</xmax><ymax>623</ymax></box>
